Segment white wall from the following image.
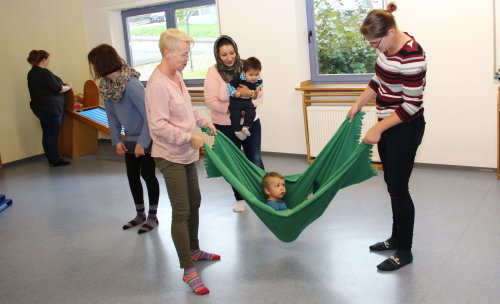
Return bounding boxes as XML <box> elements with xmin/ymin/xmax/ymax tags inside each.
<box><xmin>58</xmin><ymin>0</ymin><xmax>500</xmax><ymax>168</ymax></box>
<box><xmin>397</xmin><ymin>0</ymin><xmax>497</xmax><ymax>168</ymax></box>
<box><xmin>217</xmin><ymin>0</ymin><xmax>310</xmax><ymax>157</ymax></box>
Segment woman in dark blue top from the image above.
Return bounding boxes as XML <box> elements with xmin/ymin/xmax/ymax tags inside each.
<box><xmin>27</xmin><ymin>50</ymin><xmax>72</xmax><ymax>167</ymax></box>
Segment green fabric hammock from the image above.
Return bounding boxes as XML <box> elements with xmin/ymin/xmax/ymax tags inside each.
<box><xmin>202</xmin><ymin>112</ymin><xmax>377</xmax><ymax>242</ymax></box>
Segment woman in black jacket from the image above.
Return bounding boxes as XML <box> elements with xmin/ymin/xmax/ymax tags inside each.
<box><xmin>27</xmin><ymin>50</ymin><xmax>71</xmax><ymax>167</ymax></box>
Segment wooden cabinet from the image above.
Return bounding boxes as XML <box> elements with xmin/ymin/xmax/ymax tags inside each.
<box><xmin>59</xmin><ymin>81</ymin><xmax>100</xmax><ymax>158</ymax></box>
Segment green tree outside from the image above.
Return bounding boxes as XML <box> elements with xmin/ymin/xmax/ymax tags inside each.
<box><xmin>314</xmin><ymin>0</ymin><xmax>378</xmax><ymax>74</ymax></box>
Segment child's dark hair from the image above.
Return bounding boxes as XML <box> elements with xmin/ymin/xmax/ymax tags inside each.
<box><xmin>243</xmin><ymin>57</ymin><xmax>261</xmax><ymax>72</ymax></box>
<box><xmin>261</xmin><ymin>172</ymin><xmax>284</xmax><ymax>196</ymax></box>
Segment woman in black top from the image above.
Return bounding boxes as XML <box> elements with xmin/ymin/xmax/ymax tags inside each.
<box><xmin>27</xmin><ymin>50</ymin><xmax>72</xmax><ymax>166</ymax></box>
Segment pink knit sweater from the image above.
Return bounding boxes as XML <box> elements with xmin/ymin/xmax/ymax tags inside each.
<box><xmin>145</xmin><ymin>68</ymin><xmax>208</xmax><ymax>164</ymax></box>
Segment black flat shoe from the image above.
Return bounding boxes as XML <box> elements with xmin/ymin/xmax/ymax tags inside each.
<box><xmin>377</xmin><ymin>250</ymin><xmax>413</xmax><ymax>271</ymax></box>
<box><xmin>369</xmin><ymin>239</ymin><xmax>397</xmax><ymax>251</ymax></box>
<box><xmin>51</xmin><ymin>159</ymin><xmax>70</xmax><ymax>167</ymax></box>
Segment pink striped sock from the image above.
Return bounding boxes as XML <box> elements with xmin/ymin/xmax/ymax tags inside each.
<box><xmin>183</xmin><ymin>267</ymin><xmax>209</xmax><ymax>295</ymax></box>
<box><xmin>190</xmin><ymin>249</ymin><xmax>221</xmax><ymax>262</ymax></box>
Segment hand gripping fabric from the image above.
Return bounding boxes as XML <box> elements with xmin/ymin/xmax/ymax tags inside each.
<box><xmin>202</xmin><ymin>112</ymin><xmax>377</xmax><ymax>242</ymax></box>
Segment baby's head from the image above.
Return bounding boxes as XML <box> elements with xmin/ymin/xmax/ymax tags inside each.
<box><xmin>261</xmin><ymin>172</ymin><xmax>286</xmax><ymax>201</ymax></box>
<box><xmin>243</xmin><ymin>57</ymin><xmax>261</xmax><ymax>83</ymax></box>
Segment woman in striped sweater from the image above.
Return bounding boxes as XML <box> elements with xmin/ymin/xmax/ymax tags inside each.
<box><xmin>348</xmin><ymin>2</ymin><xmax>426</xmax><ymax>271</ymax></box>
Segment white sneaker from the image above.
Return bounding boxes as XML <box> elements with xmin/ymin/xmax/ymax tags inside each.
<box><xmin>233</xmin><ymin>200</ymin><xmax>246</xmax><ymax>212</ymax></box>
<box><xmin>241</xmin><ymin>126</ymin><xmax>251</xmax><ymax>137</ymax></box>
<box><xmin>235</xmin><ymin>131</ymin><xmax>247</xmax><ymax>141</ymax></box>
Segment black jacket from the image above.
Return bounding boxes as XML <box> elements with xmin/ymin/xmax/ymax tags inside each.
<box><xmin>27</xmin><ymin>66</ymin><xmax>65</xmax><ymax>115</ymax></box>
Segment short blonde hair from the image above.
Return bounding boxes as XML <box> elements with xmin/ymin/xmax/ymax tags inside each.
<box><xmin>261</xmin><ymin>172</ymin><xmax>285</xmax><ymax>195</ymax></box>
<box><xmin>159</xmin><ymin>28</ymin><xmax>194</xmax><ymax>53</ymax></box>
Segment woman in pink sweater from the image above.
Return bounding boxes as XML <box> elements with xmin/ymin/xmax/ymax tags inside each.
<box><xmin>203</xmin><ymin>35</ymin><xmax>265</xmax><ymax>212</ymax></box>
<box><xmin>144</xmin><ymin>28</ymin><xmax>218</xmax><ymax>295</ymax></box>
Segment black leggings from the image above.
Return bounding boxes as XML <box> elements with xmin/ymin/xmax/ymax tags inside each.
<box><xmin>124</xmin><ymin>153</ymin><xmax>159</xmax><ymax>207</ymax></box>
<box><xmin>378</xmin><ymin>116</ymin><xmax>425</xmax><ymax>250</ymax></box>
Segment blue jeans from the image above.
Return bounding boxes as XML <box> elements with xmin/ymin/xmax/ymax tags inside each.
<box><xmin>378</xmin><ymin>115</ymin><xmax>426</xmax><ymax>250</ymax></box>
<box><xmin>33</xmin><ymin>111</ymin><xmax>63</xmax><ymax>163</ymax></box>
<box><xmin>214</xmin><ymin>119</ymin><xmax>265</xmax><ymax>201</ymax></box>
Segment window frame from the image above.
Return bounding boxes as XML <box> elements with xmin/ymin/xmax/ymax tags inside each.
<box><xmin>305</xmin><ymin>0</ymin><xmax>380</xmax><ymax>84</ymax></box>
<box><xmin>121</xmin><ymin>0</ymin><xmax>217</xmax><ymax>86</ymax></box>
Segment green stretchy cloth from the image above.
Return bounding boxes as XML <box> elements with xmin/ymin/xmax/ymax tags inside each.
<box><xmin>202</xmin><ymin>112</ymin><xmax>377</xmax><ymax>242</ymax></box>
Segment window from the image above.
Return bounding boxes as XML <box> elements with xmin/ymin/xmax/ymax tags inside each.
<box><xmin>122</xmin><ymin>0</ymin><xmax>219</xmax><ymax>86</ymax></box>
<box><xmin>306</xmin><ymin>0</ymin><xmax>384</xmax><ymax>83</ymax></box>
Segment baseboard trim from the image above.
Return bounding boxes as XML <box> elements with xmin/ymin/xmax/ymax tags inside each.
<box><xmin>2</xmin><ymin>148</ymin><xmax>495</xmax><ymax>173</ymax></box>
<box><xmin>1</xmin><ymin>154</ymin><xmax>46</xmax><ymax>168</ymax></box>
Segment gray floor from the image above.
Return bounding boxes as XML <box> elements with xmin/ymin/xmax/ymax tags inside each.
<box><xmin>0</xmin><ymin>142</ymin><xmax>499</xmax><ymax>304</ymax></box>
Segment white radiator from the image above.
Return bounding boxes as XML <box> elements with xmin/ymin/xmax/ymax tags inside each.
<box><xmin>306</xmin><ymin>105</ymin><xmax>380</xmax><ymax>161</ymax></box>
<box><xmin>192</xmin><ymin>104</ymin><xmax>214</xmax><ymax>146</ymax></box>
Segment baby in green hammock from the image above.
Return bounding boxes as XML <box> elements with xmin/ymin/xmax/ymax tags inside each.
<box><xmin>261</xmin><ymin>172</ymin><xmax>321</xmax><ymax>211</ymax></box>
<box><xmin>261</xmin><ymin>172</ymin><xmax>288</xmax><ymax>211</ymax></box>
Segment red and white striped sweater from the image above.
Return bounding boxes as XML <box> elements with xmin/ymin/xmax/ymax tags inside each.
<box><xmin>368</xmin><ymin>34</ymin><xmax>427</xmax><ymax>122</ymax></box>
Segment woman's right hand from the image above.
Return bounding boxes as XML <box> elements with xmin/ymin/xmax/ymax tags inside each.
<box><xmin>116</xmin><ymin>142</ymin><xmax>127</xmax><ymax>155</ymax></box>
<box><xmin>189</xmin><ymin>135</ymin><xmax>204</xmax><ymax>150</ymax></box>
<box><xmin>348</xmin><ymin>103</ymin><xmax>361</xmax><ymax>123</ymax></box>
<box><xmin>348</xmin><ymin>87</ymin><xmax>376</xmax><ymax>122</ymax></box>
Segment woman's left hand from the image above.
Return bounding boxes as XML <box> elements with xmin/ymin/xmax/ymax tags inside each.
<box><xmin>363</xmin><ymin>126</ymin><xmax>381</xmax><ymax>145</ymax></box>
<box><xmin>134</xmin><ymin>143</ymin><xmax>145</xmax><ymax>157</ymax></box>
<box><xmin>363</xmin><ymin>113</ymin><xmax>402</xmax><ymax>144</ymax></box>
<box><xmin>204</xmin><ymin>122</ymin><xmax>217</xmax><ymax>136</ymax></box>
<box><xmin>189</xmin><ymin>135</ymin><xmax>204</xmax><ymax>150</ymax></box>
